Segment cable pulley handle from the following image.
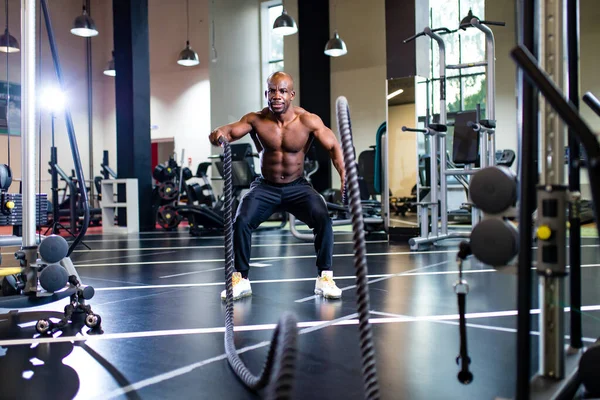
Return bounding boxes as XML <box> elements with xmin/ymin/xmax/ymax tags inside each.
<box><xmin>403</xmin><ymin>31</ymin><xmax>425</xmax><ymax>43</ymax></box>
<box><xmin>456</xmin><ymin>292</ymin><xmax>473</xmax><ymax>384</ymax></box>
<box><xmin>455</xmin><ymin>240</ymin><xmax>473</xmax><ymax>384</ymax></box>
<box><xmin>402</xmin><ymin>126</ymin><xmax>428</xmax><ymax>133</ymax></box>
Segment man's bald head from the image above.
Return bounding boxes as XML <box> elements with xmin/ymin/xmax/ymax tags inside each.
<box><xmin>267</xmin><ymin>71</ymin><xmax>295</xmax><ymax>90</ymax></box>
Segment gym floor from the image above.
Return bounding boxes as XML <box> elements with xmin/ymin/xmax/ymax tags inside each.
<box><xmin>0</xmin><ymin>227</ymin><xmax>599</xmax><ymax>400</ymax></box>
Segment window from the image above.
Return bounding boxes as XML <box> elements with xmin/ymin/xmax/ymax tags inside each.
<box><xmin>420</xmin><ymin>0</ymin><xmax>486</xmax><ymax>118</ymax></box>
<box><xmin>261</xmin><ymin>1</ymin><xmax>284</xmax><ymax>101</ymax></box>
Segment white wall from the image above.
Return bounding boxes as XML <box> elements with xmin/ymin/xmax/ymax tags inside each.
<box><xmin>329</xmin><ymin>0</ymin><xmax>387</xmax><ymax>189</ymax></box>
<box><xmin>485</xmin><ymin>0</ymin><xmax>518</xmax><ymax>161</ymax></box>
<box><xmin>210</xmin><ymin>0</ymin><xmax>261</xmax><ymax>133</ymax></box>
<box><xmin>149</xmin><ymin>0</ymin><xmax>210</xmax><ymax>169</ymax></box>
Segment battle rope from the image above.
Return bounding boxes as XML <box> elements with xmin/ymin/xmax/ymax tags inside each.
<box><xmin>336</xmin><ymin>96</ymin><xmax>380</xmax><ymax>399</ymax></box>
<box><xmin>219</xmin><ymin>136</ymin><xmax>298</xmax><ymax>400</ymax></box>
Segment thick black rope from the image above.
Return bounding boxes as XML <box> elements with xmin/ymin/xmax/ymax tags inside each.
<box><xmin>336</xmin><ymin>96</ymin><xmax>380</xmax><ymax>399</ymax></box>
<box><xmin>219</xmin><ymin>137</ymin><xmax>298</xmax><ymax>399</ymax></box>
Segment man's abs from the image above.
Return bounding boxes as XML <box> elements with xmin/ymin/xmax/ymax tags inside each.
<box><xmin>259</xmin><ymin>150</ymin><xmax>305</xmax><ymax>184</ymax></box>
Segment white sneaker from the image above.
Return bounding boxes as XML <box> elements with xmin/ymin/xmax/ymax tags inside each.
<box><xmin>314</xmin><ymin>270</ymin><xmax>342</xmax><ymax>299</ymax></box>
<box><xmin>220</xmin><ymin>272</ymin><xmax>252</xmax><ymax>301</ymax></box>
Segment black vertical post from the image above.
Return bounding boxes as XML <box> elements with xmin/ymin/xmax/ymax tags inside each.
<box><xmin>567</xmin><ymin>0</ymin><xmax>582</xmax><ymax>350</ymax></box>
<box><xmin>50</xmin><ymin>145</ymin><xmax>59</xmax><ymax>234</ymax></box>
<box><xmin>298</xmin><ymin>0</ymin><xmax>331</xmax><ymax>193</ymax></box>
<box><xmin>86</xmin><ymin>0</ymin><xmax>94</xmax><ymax>203</ymax></box>
<box><xmin>112</xmin><ymin>0</ymin><xmax>153</xmax><ymax>230</ymax></box>
<box><xmin>102</xmin><ymin>150</ymin><xmax>110</xmax><ymax>180</ymax></box>
<box><xmin>516</xmin><ymin>0</ymin><xmax>538</xmax><ymax>399</ymax></box>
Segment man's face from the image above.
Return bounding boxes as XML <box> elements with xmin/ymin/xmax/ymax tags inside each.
<box><xmin>265</xmin><ymin>77</ymin><xmax>295</xmax><ymax>115</ymax></box>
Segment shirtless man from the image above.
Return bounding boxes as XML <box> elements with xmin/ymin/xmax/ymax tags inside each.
<box><xmin>209</xmin><ymin>71</ymin><xmax>345</xmax><ymax>301</ymax></box>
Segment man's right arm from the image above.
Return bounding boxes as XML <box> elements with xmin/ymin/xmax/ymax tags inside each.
<box><xmin>209</xmin><ymin>113</ymin><xmax>255</xmax><ymax>146</ymax></box>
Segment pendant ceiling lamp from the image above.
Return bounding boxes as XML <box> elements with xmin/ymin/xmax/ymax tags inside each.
<box><xmin>272</xmin><ymin>1</ymin><xmax>297</xmax><ymax>36</ymax></box>
<box><xmin>103</xmin><ymin>51</ymin><xmax>115</xmax><ymax>77</ymax></box>
<box><xmin>178</xmin><ymin>0</ymin><xmax>199</xmax><ymax>66</ymax></box>
<box><xmin>324</xmin><ymin>0</ymin><xmax>346</xmax><ymax>57</ymax></box>
<box><xmin>0</xmin><ymin>0</ymin><xmax>19</xmax><ymax>53</ymax></box>
<box><xmin>71</xmin><ymin>3</ymin><xmax>98</xmax><ymax>37</ymax></box>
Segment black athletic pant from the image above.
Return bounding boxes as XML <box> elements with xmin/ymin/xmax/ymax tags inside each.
<box><xmin>233</xmin><ymin>176</ymin><xmax>333</xmax><ymax>278</ymax></box>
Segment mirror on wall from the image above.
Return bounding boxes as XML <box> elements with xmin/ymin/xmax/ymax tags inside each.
<box><xmin>385</xmin><ymin>76</ymin><xmax>420</xmax><ymax>231</ymax></box>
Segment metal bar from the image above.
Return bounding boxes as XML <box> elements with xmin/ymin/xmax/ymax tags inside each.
<box><xmin>429</xmin><ymin>132</ymin><xmax>438</xmax><ymax>238</ymax></box>
<box><xmin>420</xmin><ymin>203</ymin><xmax>428</xmax><ymax>239</ymax></box>
<box><xmin>408</xmin><ymin>231</ymin><xmax>471</xmax><ymax>249</ymax></box>
<box><xmin>446</xmin><ymin>61</ymin><xmax>487</xmax><ymax>69</ymax></box>
<box><xmin>87</xmin><ymin>0</ymin><xmax>94</xmax><ymax>205</ymax></box>
<box><xmin>40</xmin><ymin>0</ymin><xmax>90</xmax><ymax>255</ymax></box>
<box><xmin>582</xmin><ymin>92</ymin><xmax>600</xmax><ymax>117</ymax></box>
<box><xmin>50</xmin><ymin>146</ymin><xmax>60</xmax><ymax>233</ymax></box>
<box><xmin>567</xmin><ymin>0</ymin><xmax>582</xmax><ymax>351</ymax></box>
<box><xmin>515</xmin><ymin>0</ymin><xmax>538</xmax><ymax>398</ymax></box>
<box><xmin>538</xmin><ymin>0</ymin><xmax>568</xmax><ymax>379</ymax></box>
<box><xmin>381</xmin><ymin>132</ymin><xmax>389</xmax><ymax>232</ymax></box>
<box><xmin>424</xmin><ymin>27</ymin><xmax>447</xmax><ymax>236</ymax></box>
<box><xmin>539</xmin><ymin>0</ymin><xmax>567</xmax><ymax>187</ymax></box>
<box><xmin>472</xmin><ymin>19</ymin><xmax>497</xmax><ymax>167</ymax></box>
<box><xmin>511</xmin><ymin>50</ymin><xmax>600</xmax><ymax>264</ymax></box>
<box><xmin>444</xmin><ymin>169</ymin><xmax>479</xmax><ymax>176</ymax></box>
<box><xmin>20</xmin><ymin>0</ymin><xmax>37</xmax><ymax>247</ymax></box>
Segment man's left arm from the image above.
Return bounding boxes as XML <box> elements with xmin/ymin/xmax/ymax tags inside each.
<box><xmin>305</xmin><ymin>113</ymin><xmax>346</xmax><ymax>191</ymax></box>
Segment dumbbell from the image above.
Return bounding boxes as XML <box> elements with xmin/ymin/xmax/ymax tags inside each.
<box><xmin>468</xmin><ymin>166</ymin><xmax>519</xmax><ymax>267</ymax></box>
<box><xmin>38</xmin><ymin>235</ymin><xmax>69</xmax><ymax>293</ymax></box>
<box><xmin>580</xmin><ymin>339</ymin><xmax>600</xmax><ymax>396</ymax></box>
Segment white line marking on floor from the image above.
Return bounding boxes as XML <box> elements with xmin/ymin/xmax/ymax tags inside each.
<box><xmin>78</xmin><ymin>276</ymin><xmax>151</xmax><ymax>286</ymax></box>
<box><xmin>1</xmin><ymin>240</ymin><xmax>389</xmax><ymax>256</ymax></box>
<box><xmin>0</xmin><ymin>313</ymin><xmax>362</xmax><ymax>348</ymax></box>
<box><xmin>295</xmin><ymin>260</ymin><xmax>450</xmax><ymax>303</ymax></box>
<box><xmin>159</xmin><ymin>263</ymin><xmax>273</xmax><ymax>279</ymax></box>
<box><xmin>159</xmin><ymin>267</ymin><xmax>223</xmax><ymax>279</ymax></box>
<box><xmin>72</xmin><ymin>250</ymin><xmax>178</xmax><ymax>264</ymax></box>
<box><xmin>94</xmin><ymin>267</ymin><xmax>493</xmax><ymax>292</ymax></box>
<box><xmin>370</xmin><ymin>311</ymin><xmax>599</xmax><ymax>343</ymax></box>
<box><xmin>1</xmin><ymin>305</ymin><xmax>599</xmax><ymax>348</ymax></box>
<box><xmin>249</xmin><ymin>263</ymin><xmax>272</xmax><ymax>268</ymax></box>
<box><xmin>72</xmin><ymin>250</ymin><xmax>451</xmax><ymax>268</ymax></box>
<box><xmin>95</xmin><ymin>289</ymin><xmax>180</xmax><ymax>307</ymax></box>
<box><xmin>72</xmin><ymin>230</ymin><xmax>361</xmax><ymax>244</ymax></box>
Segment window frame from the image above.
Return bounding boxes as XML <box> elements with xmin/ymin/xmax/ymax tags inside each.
<box><xmin>260</xmin><ymin>1</ymin><xmax>284</xmax><ymax>106</ymax></box>
<box><xmin>425</xmin><ymin>0</ymin><xmax>486</xmax><ymax>116</ymax></box>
